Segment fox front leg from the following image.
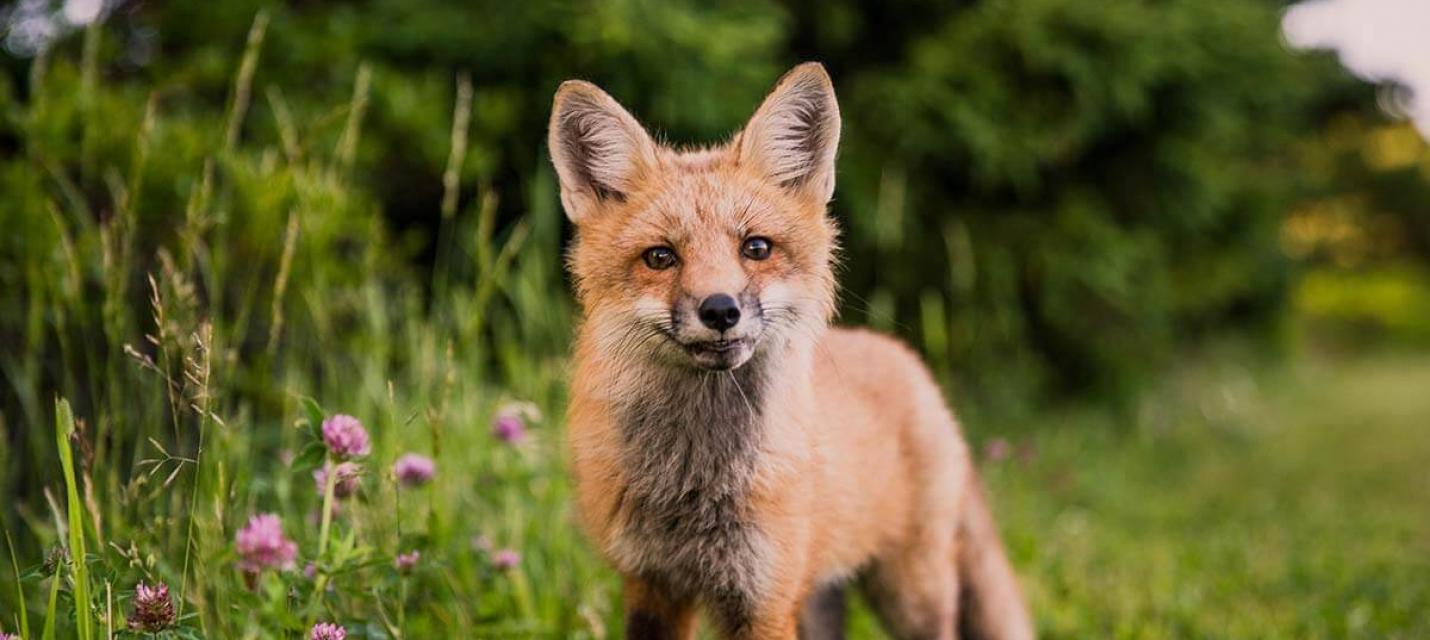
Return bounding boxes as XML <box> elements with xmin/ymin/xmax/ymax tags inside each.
<box><xmin>623</xmin><ymin>576</ymin><xmax>698</xmax><ymax>640</ymax></box>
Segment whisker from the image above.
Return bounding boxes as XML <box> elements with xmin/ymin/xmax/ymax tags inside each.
<box><xmin>726</xmin><ymin>370</ymin><xmax>756</xmax><ymax>418</ymax></box>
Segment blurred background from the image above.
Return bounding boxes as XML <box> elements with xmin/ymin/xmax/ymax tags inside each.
<box><xmin>2</xmin><ymin>0</ymin><xmax>1428</xmax><ymax>637</ymax></box>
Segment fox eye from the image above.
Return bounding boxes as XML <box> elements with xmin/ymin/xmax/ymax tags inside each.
<box><xmin>741</xmin><ymin>236</ymin><xmax>773</xmax><ymax>261</ymax></box>
<box><xmin>642</xmin><ymin>246</ymin><xmax>679</xmax><ymax>270</ymax></box>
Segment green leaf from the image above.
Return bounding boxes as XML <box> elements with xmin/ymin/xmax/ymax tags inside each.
<box><xmin>20</xmin><ymin>563</ymin><xmax>47</xmax><ymax>581</ymax></box>
<box><xmin>292</xmin><ymin>442</ymin><xmax>327</xmax><ymax>473</ymax></box>
<box><xmin>301</xmin><ymin>396</ymin><xmax>326</xmax><ymax>442</ymax></box>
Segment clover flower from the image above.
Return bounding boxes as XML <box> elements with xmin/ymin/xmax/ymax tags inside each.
<box><xmin>235</xmin><ymin>513</ymin><xmax>298</xmax><ymax>573</ymax></box>
<box><xmin>395</xmin><ymin>550</ymin><xmax>421</xmax><ymax>573</ymax></box>
<box><xmin>128</xmin><ymin>581</ymin><xmax>175</xmax><ymax>632</ymax></box>
<box><xmin>313</xmin><ymin>461</ymin><xmax>363</xmax><ymax>498</ymax></box>
<box><xmin>492</xmin><ymin>548</ymin><xmax>521</xmax><ymax>570</ymax></box>
<box><xmin>321</xmin><ymin>414</ymin><xmax>371</xmax><ymax>458</ymax></box>
<box><xmin>309</xmin><ymin>622</ymin><xmax>347</xmax><ymax>640</ymax></box>
<box><xmin>492</xmin><ymin>412</ymin><xmax>526</xmax><ymax>443</ymax></box>
<box><xmin>392</xmin><ymin>453</ymin><xmax>435</xmax><ymax>487</ymax></box>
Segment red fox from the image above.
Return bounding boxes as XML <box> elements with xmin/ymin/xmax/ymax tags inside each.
<box><xmin>550</xmin><ymin>63</ymin><xmax>1034</xmax><ymax>640</ymax></box>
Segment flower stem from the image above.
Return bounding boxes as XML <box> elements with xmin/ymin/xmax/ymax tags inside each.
<box><xmin>317</xmin><ymin>459</ymin><xmax>338</xmax><ymax>557</ymax></box>
<box><xmin>307</xmin><ymin>460</ymin><xmax>340</xmax><ymax>622</ymax></box>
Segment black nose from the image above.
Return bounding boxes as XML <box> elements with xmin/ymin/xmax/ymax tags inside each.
<box><xmin>698</xmin><ymin>294</ymin><xmax>741</xmax><ymax>332</ymax></box>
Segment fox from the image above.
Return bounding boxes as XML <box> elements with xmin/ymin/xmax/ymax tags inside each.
<box><xmin>549</xmin><ymin>63</ymin><xmax>1034</xmax><ymax>640</ymax></box>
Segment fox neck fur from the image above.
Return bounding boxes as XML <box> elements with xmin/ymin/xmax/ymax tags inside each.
<box><xmin>578</xmin><ymin>328</ymin><xmax>818</xmax><ymax>632</ymax></box>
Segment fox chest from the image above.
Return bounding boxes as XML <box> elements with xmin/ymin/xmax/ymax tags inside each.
<box><xmin>604</xmin><ymin>373</ymin><xmax>773</xmax><ymax>612</ymax></box>
<box><xmin>606</xmin><ymin>478</ymin><xmax>772</xmax><ymax>605</ymax></box>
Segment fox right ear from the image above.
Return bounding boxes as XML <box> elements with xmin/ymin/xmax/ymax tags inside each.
<box><xmin>548</xmin><ymin>81</ymin><xmax>659</xmax><ymax>224</ymax></box>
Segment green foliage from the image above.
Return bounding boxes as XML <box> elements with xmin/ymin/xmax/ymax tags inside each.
<box><xmin>823</xmin><ymin>0</ymin><xmax>1338</xmax><ymax>403</ymax></box>
<box><xmin>4</xmin><ymin>0</ymin><xmax>1378</xmax><ymax>410</ymax></box>
<box><xmin>1294</xmin><ymin>265</ymin><xmax>1430</xmax><ymax>345</ymax></box>
<box><xmin>2</xmin><ymin>10</ymin><xmax>576</xmax><ymax>635</ymax></box>
<box><xmin>0</xmin><ymin>0</ymin><xmax>1424</xmax><ymax>637</ymax></box>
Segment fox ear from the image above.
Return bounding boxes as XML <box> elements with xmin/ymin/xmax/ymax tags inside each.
<box><xmin>548</xmin><ymin>81</ymin><xmax>660</xmax><ymax>224</ymax></box>
<box><xmin>737</xmin><ymin>63</ymin><xmax>841</xmax><ymax>203</ymax></box>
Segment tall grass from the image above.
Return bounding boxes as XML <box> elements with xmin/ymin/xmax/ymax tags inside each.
<box><xmin>1</xmin><ymin>10</ymin><xmax>586</xmax><ymax>638</ymax></box>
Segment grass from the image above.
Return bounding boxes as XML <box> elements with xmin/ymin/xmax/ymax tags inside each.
<box><xmin>3</xmin><ymin>14</ymin><xmax>1429</xmax><ymax>639</ymax></box>
<box><xmin>53</xmin><ymin>399</ymin><xmax>93</xmax><ymax>640</ymax></box>
<box><xmin>972</xmin><ymin>351</ymin><xmax>1430</xmax><ymax>639</ymax></box>
<box><xmin>12</xmin><ymin>323</ymin><xmax>1430</xmax><ymax>639</ymax></box>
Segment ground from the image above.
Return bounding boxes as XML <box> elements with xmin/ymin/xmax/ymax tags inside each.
<box><xmin>836</xmin><ymin>352</ymin><xmax>1430</xmax><ymax>638</ymax></box>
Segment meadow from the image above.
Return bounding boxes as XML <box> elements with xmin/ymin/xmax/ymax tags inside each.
<box><xmin>4</xmin><ymin>6</ymin><xmax>1430</xmax><ymax>640</ymax></box>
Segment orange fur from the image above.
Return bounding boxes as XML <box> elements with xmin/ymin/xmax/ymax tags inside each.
<box><xmin>552</xmin><ymin>63</ymin><xmax>1033</xmax><ymax>640</ymax></box>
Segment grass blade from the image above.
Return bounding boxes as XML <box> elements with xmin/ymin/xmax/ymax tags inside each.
<box><xmin>334</xmin><ymin>63</ymin><xmax>373</xmax><ymax>173</ymax></box>
<box><xmin>41</xmin><ymin>549</ymin><xmax>60</xmax><ymax>640</ymax></box>
<box><xmin>55</xmin><ymin>398</ymin><xmax>93</xmax><ymax>640</ymax></box>
<box><xmin>223</xmin><ymin>10</ymin><xmax>269</xmax><ymax>152</ymax></box>
<box><xmin>4</xmin><ymin>528</ymin><xmax>29</xmax><ymax>638</ymax></box>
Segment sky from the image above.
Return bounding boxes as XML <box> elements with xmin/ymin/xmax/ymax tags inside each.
<box><xmin>1282</xmin><ymin>0</ymin><xmax>1430</xmax><ymax>138</ymax></box>
<box><xmin>2</xmin><ymin>0</ymin><xmax>102</xmax><ymax>56</ymax></box>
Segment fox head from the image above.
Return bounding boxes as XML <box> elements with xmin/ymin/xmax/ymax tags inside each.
<box><xmin>550</xmin><ymin>63</ymin><xmax>840</xmax><ymax>372</ymax></box>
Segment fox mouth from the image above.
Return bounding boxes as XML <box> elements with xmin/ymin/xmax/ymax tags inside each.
<box><xmin>680</xmin><ymin>338</ymin><xmax>753</xmax><ymax>370</ymax></box>
<box><xmin>685</xmin><ymin>338</ymin><xmax>744</xmax><ymax>352</ymax></box>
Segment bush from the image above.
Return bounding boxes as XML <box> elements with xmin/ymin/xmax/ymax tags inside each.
<box><xmin>4</xmin><ymin>0</ymin><xmax>1375</xmax><ymax>410</ymax></box>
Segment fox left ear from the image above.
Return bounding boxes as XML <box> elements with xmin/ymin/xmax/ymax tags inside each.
<box><xmin>737</xmin><ymin>63</ymin><xmax>842</xmax><ymax>203</ymax></box>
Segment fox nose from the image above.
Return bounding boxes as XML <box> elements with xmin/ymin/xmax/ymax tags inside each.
<box><xmin>698</xmin><ymin>294</ymin><xmax>741</xmax><ymax>332</ymax></box>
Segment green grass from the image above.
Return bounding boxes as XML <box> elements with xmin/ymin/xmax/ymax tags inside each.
<box><xmin>3</xmin><ymin>15</ymin><xmax>1429</xmax><ymax>639</ymax></box>
<box><xmin>971</xmin><ymin>352</ymin><xmax>1430</xmax><ymax>639</ymax></box>
<box><xmin>10</xmin><ymin>326</ymin><xmax>1430</xmax><ymax>639</ymax></box>
<box><xmin>53</xmin><ymin>399</ymin><xmax>93</xmax><ymax>640</ymax></box>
